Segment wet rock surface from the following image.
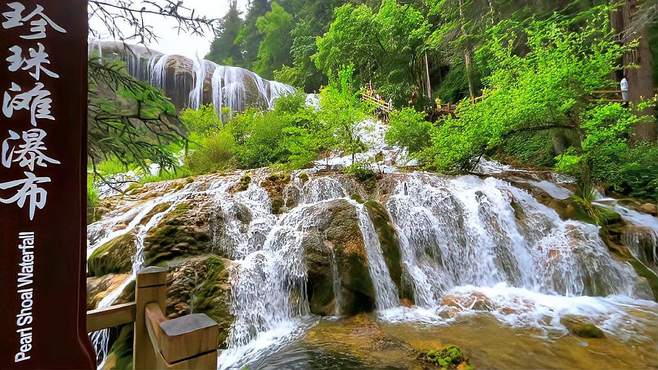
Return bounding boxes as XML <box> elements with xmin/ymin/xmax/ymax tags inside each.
<box><xmin>88</xmin><ymin>233</ymin><xmax>136</xmax><ymax>277</ymax></box>
<box><xmin>303</xmin><ymin>199</ymin><xmax>376</xmax><ymax>315</ymax></box>
<box><xmin>165</xmin><ymin>255</ymin><xmax>234</xmax><ymax>347</ymax></box>
<box><xmin>143</xmin><ymin>201</ymin><xmax>214</xmax><ymax>266</ymax></box>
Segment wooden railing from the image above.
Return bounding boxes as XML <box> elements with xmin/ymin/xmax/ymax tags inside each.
<box><xmin>362</xmin><ymin>90</ymin><xmax>393</xmax><ymax>114</ymax></box>
<box><xmin>87</xmin><ymin>267</ymin><xmax>219</xmax><ymax>370</ymax></box>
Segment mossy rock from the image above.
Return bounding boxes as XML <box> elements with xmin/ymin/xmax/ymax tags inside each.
<box><xmin>304</xmin><ymin>200</ymin><xmax>376</xmax><ymax>316</ymax></box>
<box><xmin>364</xmin><ymin>200</ymin><xmax>409</xmax><ymax>301</ymax></box>
<box><xmin>561</xmin><ymin>316</ymin><xmax>605</xmax><ymax>338</ymax></box>
<box><xmin>420</xmin><ymin>345</ymin><xmax>474</xmax><ymax>370</ymax></box>
<box><xmin>143</xmin><ymin>202</ymin><xmax>212</xmax><ymax>266</ymax></box>
<box><xmin>627</xmin><ymin>256</ymin><xmax>658</xmax><ymax>301</ymax></box>
<box><xmin>139</xmin><ymin>202</ymin><xmax>172</xmax><ymax>226</ymax></box>
<box><xmin>231</xmin><ymin>174</ymin><xmax>251</xmax><ymax>192</ymax></box>
<box><xmin>260</xmin><ymin>172</ymin><xmax>291</xmax><ymax>214</ymax></box>
<box><xmin>166</xmin><ymin>255</ymin><xmax>234</xmax><ymax>347</ymax></box>
<box><xmin>88</xmin><ymin>233</ymin><xmax>136</xmax><ymax>277</ymax></box>
<box><xmin>87</xmin><ymin>273</ymin><xmax>131</xmax><ymax>309</ymax></box>
<box><xmin>100</xmin><ymin>325</ymin><xmax>133</xmax><ymax>370</ymax></box>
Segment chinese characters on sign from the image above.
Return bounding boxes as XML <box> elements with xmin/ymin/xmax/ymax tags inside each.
<box><xmin>1</xmin><ymin>1</ymin><xmax>95</xmax><ymax>368</ymax></box>
<box><xmin>1</xmin><ymin>2</ymin><xmax>66</xmax><ymax>220</ymax></box>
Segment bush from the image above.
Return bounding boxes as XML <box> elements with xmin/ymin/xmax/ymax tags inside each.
<box><xmin>185</xmin><ymin>128</ymin><xmax>237</xmax><ymax>174</ymax></box>
<box><xmin>428</xmin><ymin>10</ymin><xmax>625</xmax><ymax>172</ymax></box>
<box><xmin>385</xmin><ymin>107</ymin><xmax>434</xmax><ymax>155</ymax></box>
<box><xmin>180</xmin><ymin>104</ymin><xmax>222</xmax><ymax>134</ymax></box>
<box><xmin>345</xmin><ymin>162</ymin><xmax>376</xmax><ymax>182</ymax></box>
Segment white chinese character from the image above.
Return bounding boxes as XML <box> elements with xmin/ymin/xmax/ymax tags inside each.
<box><xmin>7</xmin><ymin>43</ymin><xmax>59</xmax><ymax>80</ymax></box>
<box><xmin>2</xmin><ymin>82</ymin><xmax>53</xmax><ymax>126</ymax></box>
<box><xmin>0</xmin><ymin>171</ymin><xmax>50</xmax><ymax>220</ymax></box>
<box><xmin>2</xmin><ymin>129</ymin><xmax>60</xmax><ymax>171</ymax></box>
<box><xmin>2</xmin><ymin>2</ymin><xmax>67</xmax><ymax>39</ymax></box>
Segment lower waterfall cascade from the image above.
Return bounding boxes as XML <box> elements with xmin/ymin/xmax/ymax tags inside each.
<box><xmin>87</xmin><ymin>120</ymin><xmax>658</xmax><ymax>369</ymax></box>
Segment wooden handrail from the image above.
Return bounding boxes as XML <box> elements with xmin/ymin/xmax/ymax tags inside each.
<box><xmin>135</xmin><ymin>267</ymin><xmax>219</xmax><ymax>370</ymax></box>
<box><xmin>87</xmin><ymin>302</ymin><xmax>136</xmax><ymax>332</ymax></box>
<box><xmin>145</xmin><ymin>303</ymin><xmax>219</xmax><ymax>367</ymax></box>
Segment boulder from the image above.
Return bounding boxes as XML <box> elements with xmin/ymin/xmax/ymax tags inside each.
<box><xmin>440</xmin><ymin>292</ymin><xmax>495</xmax><ymax>312</ymax></box>
<box><xmin>165</xmin><ymin>255</ymin><xmax>234</xmax><ymax>347</ymax></box>
<box><xmin>260</xmin><ymin>172</ymin><xmax>291</xmax><ymax>214</ymax></box>
<box><xmin>88</xmin><ymin>233</ymin><xmax>136</xmax><ymax>277</ymax></box>
<box><xmin>303</xmin><ymin>199</ymin><xmax>376</xmax><ymax>315</ymax></box>
<box><xmin>143</xmin><ymin>202</ymin><xmax>213</xmax><ymax>266</ymax></box>
<box><xmin>87</xmin><ymin>273</ymin><xmax>132</xmax><ymax>309</ymax></box>
<box><xmin>560</xmin><ymin>316</ymin><xmax>605</xmax><ymax>338</ymax></box>
<box><xmin>639</xmin><ymin>203</ymin><xmax>657</xmax><ymax>215</ymax></box>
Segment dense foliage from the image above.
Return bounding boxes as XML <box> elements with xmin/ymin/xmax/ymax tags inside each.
<box><xmin>100</xmin><ymin>1</ymin><xmax>657</xmax><ymax>202</ymax></box>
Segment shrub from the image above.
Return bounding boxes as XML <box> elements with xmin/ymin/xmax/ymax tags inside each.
<box><xmin>186</xmin><ymin>128</ymin><xmax>237</xmax><ymax>174</ymax></box>
<box><xmin>385</xmin><ymin>107</ymin><xmax>434</xmax><ymax>155</ymax></box>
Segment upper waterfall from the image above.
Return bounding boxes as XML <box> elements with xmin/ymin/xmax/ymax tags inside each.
<box><xmin>89</xmin><ymin>41</ymin><xmax>297</xmax><ymax>117</ymax></box>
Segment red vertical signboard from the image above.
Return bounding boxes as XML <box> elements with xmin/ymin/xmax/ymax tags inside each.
<box><xmin>0</xmin><ymin>1</ymin><xmax>95</xmax><ymax>369</ymax></box>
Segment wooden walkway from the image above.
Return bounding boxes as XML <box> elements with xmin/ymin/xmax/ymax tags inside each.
<box><xmin>87</xmin><ymin>267</ymin><xmax>219</xmax><ymax>370</ymax></box>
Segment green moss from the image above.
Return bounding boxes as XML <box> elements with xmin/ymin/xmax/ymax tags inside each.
<box><xmin>422</xmin><ymin>345</ymin><xmax>473</xmax><ymax>370</ymax></box>
<box><xmin>186</xmin><ymin>256</ymin><xmax>234</xmax><ymax>346</ymax></box>
<box><xmin>628</xmin><ymin>256</ymin><xmax>658</xmax><ymax>301</ymax></box>
<box><xmin>143</xmin><ymin>203</ymin><xmax>211</xmax><ymax>266</ymax></box>
<box><xmin>350</xmin><ymin>193</ymin><xmax>365</xmax><ymax>204</ymax></box>
<box><xmin>271</xmin><ymin>196</ymin><xmax>285</xmax><ymax>214</ymax></box>
<box><xmin>299</xmin><ymin>173</ymin><xmax>309</xmax><ymax>183</ymax></box>
<box><xmin>88</xmin><ymin>233</ymin><xmax>136</xmax><ymax>277</ymax></box>
<box><xmin>561</xmin><ymin>317</ymin><xmax>605</xmax><ymax>338</ymax></box>
<box><xmin>260</xmin><ymin>172</ymin><xmax>291</xmax><ymax>214</ymax></box>
<box><xmin>238</xmin><ymin>175</ymin><xmax>251</xmax><ymax>191</ymax></box>
<box><xmin>102</xmin><ymin>325</ymin><xmax>133</xmax><ymax>370</ymax></box>
<box><xmin>139</xmin><ymin>202</ymin><xmax>172</xmax><ymax>226</ymax></box>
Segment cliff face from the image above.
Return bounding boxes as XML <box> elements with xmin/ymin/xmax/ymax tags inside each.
<box><xmin>90</xmin><ymin>41</ymin><xmax>296</xmax><ymax>114</ymax></box>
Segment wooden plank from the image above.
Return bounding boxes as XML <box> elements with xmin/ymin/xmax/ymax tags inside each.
<box><xmin>145</xmin><ymin>303</ymin><xmax>218</xmax><ymax>364</ymax></box>
<box><xmin>87</xmin><ymin>302</ymin><xmax>136</xmax><ymax>332</ymax></box>
<box><xmin>137</xmin><ymin>266</ymin><xmax>169</xmax><ymax>288</ymax></box>
<box><xmin>158</xmin><ymin>314</ymin><xmax>219</xmax><ymax>364</ymax></box>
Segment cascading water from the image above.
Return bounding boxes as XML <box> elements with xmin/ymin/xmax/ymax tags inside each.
<box><xmin>218</xmin><ymin>175</ymin><xmax>401</xmax><ymax>368</ymax></box>
<box><xmin>385</xmin><ymin>174</ymin><xmax>636</xmax><ymax>306</ymax></box>
<box><xmin>87</xmin><ymin>116</ymin><xmax>658</xmax><ymax>368</ymax></box>
<box><xmin>87</xmin><ymin>181</ymin><xmax>201</xmax><ymax>365</ymax></box>
<box><xmin>90</xmin><ymin>41</ymin><xmax>297</xmax><ymax>118</ymax></box>
<box><xmin>149</xmin><ymin>53</ymin><xmax>171</xmax><ymax>89</ymax></box>
<box><xmin>189</xmin><ymin>56</ymin><xmax>209</xmax><ymax>110</ymax></box>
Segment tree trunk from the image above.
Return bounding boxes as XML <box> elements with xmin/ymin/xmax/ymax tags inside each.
<box><xmin>424</xmin><ymin>53</ymin><xmax>432</xmax><ymax>98</ymax></box>
<box><xmin>616</xmin><ymin>0</ymin><xmax>657</xmax><ymax>142</ymax></box>
<box><xmin>459</xmin><ymin>0</ymin><xmax>477</xmax><ymax>99</ymax></box>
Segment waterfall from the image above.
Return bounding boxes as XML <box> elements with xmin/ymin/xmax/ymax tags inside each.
<box><xmin>149</xmin><ymin>54</ymin><xmax>171</xmax><ymax>89</ymax></box>
<box><xmin>353</xmin><ymin>202</ymin><xmax>400</xmax><ymax>309</ymax></box>
<box><xmin>385</xmin><ymin>173</ymin><xmax>636</xmax><ymax>307</ymax></box>
<box><xmin>87</xmin><ymin>181</ymin><xmax>201</xmax><ymax>365</ymax></box>
<box><xmin>329</xmin><ymin>248</ymin><xmax>342</xmax><ymax>316</ymax></box>
<box><xmin>91</xmin><ymin>41</ymin><xmax>297</xmax><ymax>118</ymax></box>
<box><xmin>189</xmin><ymin>56</ymin><xmax>209</xmax><ymax>110</ymax></box>
<box><xmin>615</xmin><ymin>204</ymin><xmax>658</xmax><ymax>266</ymax></box>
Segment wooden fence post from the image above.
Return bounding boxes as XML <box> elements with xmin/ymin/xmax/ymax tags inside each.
<box><xmin>134</xmin><ymin>266</ymin><xmax>168</xmax><ymax>370</ymax></box>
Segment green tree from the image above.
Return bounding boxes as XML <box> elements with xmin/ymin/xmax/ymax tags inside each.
<box><xmin>315</xmin><ymin>0</ymin><xmax>431</xmax><ymax>105</ymax></box>
<box><xmin>206</xmin><ymin>0</ymin><xmax>243</xmax><ymax>65</ymax></box>
<box><xmin>88</xmin><ymin>60</ymin><xmax>185</xmax><ymax>179</ymax></box>
<box><xmin>254</xmin><ymin>2</ymin><xmax>294</xmax><ymax>78</ymax></box>
<box><xmin>427</xmin><ymin>9</ymin><xmax>626</xmax><ymax>171</ymax></box>
<box><xmin>317</xmin><ymin>66</ymin><xmax>371</xmax><ymax>164</ymax></box>
<box><xmin>236</xmin><ymin>0</ymin><xmax>271</xmax><ymax>69</ymax></box>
